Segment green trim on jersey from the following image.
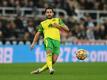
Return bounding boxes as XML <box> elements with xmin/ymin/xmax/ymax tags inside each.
<box><xmin>59</xmin><ymin>18</ymin><xmax>65</xmax><ymax>27</ymax></box>
<box><xmin>37</xmin><ymin>24</ymin><xmax>43</xmax><ymax>33</ymax></box>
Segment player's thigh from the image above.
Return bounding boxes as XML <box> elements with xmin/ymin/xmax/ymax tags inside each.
<box><xmin>52</xmin><ymin>48</ymin><xmax>60</xmax><ymax>61</ymax></box>
<box><xmin>44</xmin><ymin>38</ymin><xmax>53</xmax><ymax>54</ymax></box>
<box><xmin>52</xmin><ymin>45</ymin><xmax>60</xmax><ymax>63</ymax></box>
<box><xmin>52</xmin><ymin>39</ymin><xmax>60</xmax><ymax>55</ymax></box>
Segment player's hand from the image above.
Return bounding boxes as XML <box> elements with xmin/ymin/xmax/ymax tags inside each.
<box><xmin>30</xmin><ymin>44</ymin><xmax>35</xmax><ymax>50</ymax></box>
<box><xmin>52</xmin><ymin>23</ymin><xmax>60</xmax><ymax>27</ymax></box>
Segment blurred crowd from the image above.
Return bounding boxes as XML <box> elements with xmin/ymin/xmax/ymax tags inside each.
<box><xmin>0</xmin><ymin>0</ymin><xmax>107</xmax><ymax>44</ymax></box>
<box><xmin>0</xmin><ymin>0</ymin><xmax>107</xmax><ymax>10</ymax></box>
<box><xmin>0</xmin><ymin>0</ymin><xmax>107</xmax><ymax>15</ymax></box>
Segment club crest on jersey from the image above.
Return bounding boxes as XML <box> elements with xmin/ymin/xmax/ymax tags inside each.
<box><xmin>52</xmin><ymin>19</ymin><xmax>56</xmax><ymax>22</ymax></box>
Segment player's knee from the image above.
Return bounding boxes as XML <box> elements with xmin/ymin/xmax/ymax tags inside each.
<box><xmin>46</xmin><ymin>50</ymin><xmax>52</xmax><ymax>55</ymax></box>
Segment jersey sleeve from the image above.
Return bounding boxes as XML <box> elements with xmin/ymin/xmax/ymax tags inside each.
<box><xmin>37</xmin><ymin>24</ymin><xmax>43</xmax><ymax>33</ymax></box>
<box><xmin>59</xmin><ymin>18</ymin><xmax>65</xmax><ymax>27</ymax></box>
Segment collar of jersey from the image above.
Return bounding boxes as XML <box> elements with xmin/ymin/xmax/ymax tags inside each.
<box><xmin>45</xmin><ymin>17</ymin><xmax>54</xmax><ymax>20</ymax></box>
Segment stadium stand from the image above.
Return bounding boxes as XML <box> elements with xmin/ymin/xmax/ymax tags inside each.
<box><xmin>0</xmin><ymin>0</ymin><xmax>107</xmax><ymax>44</ymax></box>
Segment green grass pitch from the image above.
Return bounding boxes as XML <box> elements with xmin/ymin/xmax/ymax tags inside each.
<box><xmin>0</xmin><ymin>62</ymin><xmax>107</xmax><ymax>80</ymax></box>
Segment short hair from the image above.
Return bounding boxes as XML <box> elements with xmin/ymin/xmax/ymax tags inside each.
<box><xmin>44</xmin><ymin>7</ymin><xmax>54</xmax><ymax>13</ymax></box>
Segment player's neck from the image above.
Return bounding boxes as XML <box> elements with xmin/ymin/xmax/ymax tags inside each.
<box><xmin>46</xmin><ymin>17</ymin><xmax>53</xmax><ymax>20</ymax></box>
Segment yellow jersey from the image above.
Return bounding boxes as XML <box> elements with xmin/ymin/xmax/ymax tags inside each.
<box><xmin>38</xmin><ymin>18</ymin><xmax>65</xmax><ymax>41</ymax></box>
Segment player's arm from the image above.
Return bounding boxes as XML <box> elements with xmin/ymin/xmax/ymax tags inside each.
<box><xmin>30</xmin><ymin>32</ymin><xmax>40</xmax><ymax>49</ymax></box>
<box><xmin>52</xmin><ymin>18</ymin><xmax>69</xmax><ymax>32</ymax></box>
<box><xmin>30</xmin><ymin>24</ymin><xmax>43</xmax><ymax>49</ymax></box>
<box><xmin>59</xmin><ymin>24</ymin><xmax>69</xmax><ymax>32</ymax></box>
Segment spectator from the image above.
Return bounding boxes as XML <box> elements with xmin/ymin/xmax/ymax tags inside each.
<box><xmin>24</xmin><ymin>19</ymin><xmax>35</xmax><ymax>41</ymax></box>
<box><xmin>0</xmin><ymin>21</ymin><xmax>5</xmax><ymax>39</ymax></box>
<box><xmin>20</xmin><ymin>0</ymin><xmax>28</xmax><ymax>7</ymax></box>
<box><xmin>103</xmin><ymin>20</ymin><xmax>107</xmax><ymax>39</ymax></box>
<box><xmin>84</xmin><ymin>0</ymin><xmax>94</xmax><ymax>10</ymax></box>
<box><xmin>94</xmin><ymin>0</ymin><xmax>104</xmax><ymax>10</ymax></box>
<box><xmin>85</xmin><ymin>14</ymin><xmax>95</xmax><ymax>40</ymax></box>
<box><xmin>0</xmin><ymin>0</ymin><xmax>107</xmax><ymax>43</ymax></box>
<box><xmin>77</xmin><ymin>24</ymin><xmax>87</xmax><ymax>39</ymax></box>
<box><xmin>36</xmin><ymin>0</ymin><xmax>45</xmax><ymax>8</ymax></box>
<box><xmin>8</xmin><ymin>0</ymin><xmax>15</xmax><ymax>7</ymax></box>
<box><xmin>64</xmin><ymin>0</ymin><xmax>77</xmax><ymax>16</ymax></box>
<box><xmin>26</xmin><ymin>0</ymin><xmax>34</xmax><ymax>8</ymax></box>
<box><xmin>14</xmin><ymin>16</ymin><xmax>24</xmax><ymax>30</ymax></box>
<box><xmin>85</xmin><ymin>15</ymin><xmax>95</xmax><ymax>28</ymax></box>
<box><xmin>2</xmin><ymin>0</ymin><xmax>8</xmax><ymax>7</ymax></box>
<box><xmin>94</xmin><ymin>24</ymin><xmax>106</xmax><ymax>40</ymax></box>
<box><xmin>4</xmin><ymin>21</ymin><xmax>18</xmax><ymax>40</ymax></box>
<box><xmin>86</xmin><ymin>25</ymin><xmax>95</xmax><ymax>40</ymax></box>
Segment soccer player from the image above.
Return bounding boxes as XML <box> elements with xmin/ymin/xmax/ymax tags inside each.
<box><xmin>30</xmin><ymin>7</ymin><xmax>69</xmax><ymax>74</ymax></box>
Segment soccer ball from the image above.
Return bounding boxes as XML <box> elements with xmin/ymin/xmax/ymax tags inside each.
<box><xmin>76</xmin><ymin>49</ymin><xmax>88</xmax><ymax>60</ymax></box>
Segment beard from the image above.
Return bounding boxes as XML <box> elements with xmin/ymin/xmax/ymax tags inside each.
<box><xmin>46</xmin><ymin>15</ymin><xmax>53</xmax><ymax>19</ymax></box>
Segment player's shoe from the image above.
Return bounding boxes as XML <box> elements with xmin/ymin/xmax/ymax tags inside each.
<box><xmin>49</xmin><ymin>69</ymin><xmax>54</xmax><ymax>74</ymax></box>
<box><xmin>31</xmin><ymin>68</ymin><xmax>41</xmax><ymax>74</ymax></box>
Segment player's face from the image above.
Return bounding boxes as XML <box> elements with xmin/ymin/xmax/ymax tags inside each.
<box><xmin>45</xmin><ymin>9</ymin><xmax>54</xmax><ymax>19</ymax></box>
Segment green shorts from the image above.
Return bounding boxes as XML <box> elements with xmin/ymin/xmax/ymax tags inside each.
<box><xmin>44</xmin><ymin>38</ymin><xmax>60</xmax><ymax>55</ymax></box>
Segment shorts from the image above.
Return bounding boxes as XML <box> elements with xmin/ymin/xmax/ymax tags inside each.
<box><xmin>44</xmin><ymin>38</ymin><xmax>60</xmax><ymax>55</ymax></box>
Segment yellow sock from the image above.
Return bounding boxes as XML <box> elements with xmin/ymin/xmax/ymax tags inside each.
<box><xmin>46</xmin><ymin>54</ymin><xmax>52</xmax><ymax>70</ymax></box>
<box><xmin>40</xmin><ymin>64</ymin><xmax>48</xmax><ymax>72</ymax></box>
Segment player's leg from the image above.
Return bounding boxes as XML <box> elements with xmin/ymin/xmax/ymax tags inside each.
<box><xmin>52</xmin><ymin>54</ymin><xmax>59</xmax><ymax>64</ymax></box>
<box><xmin>46</xmin><ymin>50</ymin><xmax>54</xmax><ymax>74</ymax></box>
<box><xmin>46</xmin><ymin>50</ymin><xmax>53</xmax><ymax>70</ymax></box>
<box><xmin>48</xmin><ymin>50</ymin><xmax>59</xmax><ymax>74</ymax></box>
<box><xmin>31</xmin><ymin>38</ymin><xmax>59</xmax><ymax>74</ymax></box>
<box><xmin>52</xmin><ymin>38</ymin><xmax>60</xmax><ymax>63</ymax></box>
<box><xmin>31</xmin><ymin>38</ymin><xmax>53</xmax><ymax>74</ymax></box>
<box><xmin>38</xmin><ymin>54</ymin><xmax>59</xmax><ymax>72</ymax></box>
<box><xmin>35</xmin><ymin>53</ymin><xmax>58</xmax><ymax>74</ymax></box>
<box><xmin>52</xmin><ymin>39</ymin><xmax>60</xmax><ymax>70</ymax></box>
<box><xmin>39</xmin><ymin>64</ymin><xmax>48</xmax><ymax>72</ymax></box>
<box><xmin>44</xmin><ymin>38</ymin><xmax>54</xmax><ymax>74</ymax></box>
<box><xmin>31</xmin><ymin>53</ymin><xmax>53</xmax><ymax>74</ymax></box>
<box><xmin>31</xmin><ymin>64</ymin><xmax>48</xmax><ymax>74</ymax></box>
<box><xmin>31</xmin><ymin>52</ymin><xmax>53</xmax><ymax>74</ymax></box>
<box><xmin>31</xmin><ymin>55</ymin><xmax>58</xmax><ymax>74</ymax></box>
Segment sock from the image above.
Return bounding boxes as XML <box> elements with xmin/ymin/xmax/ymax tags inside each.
<box><xmin>46</xmin><ymin>53</ymin><xmax>52</xmax><ymax>70</ymax></box>
<box><xmin>39</xmin><ymin>64</ymin><xmax>48</xmax><ymax>72</ymax></box>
